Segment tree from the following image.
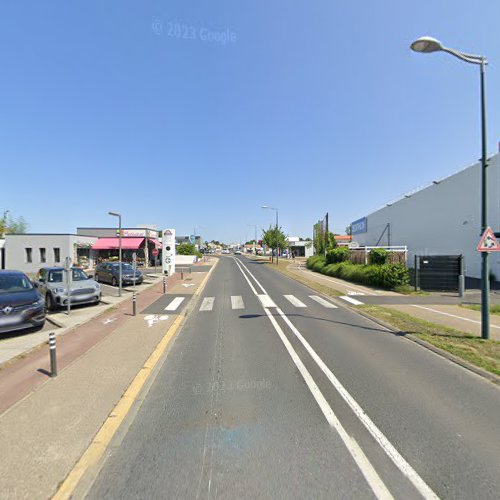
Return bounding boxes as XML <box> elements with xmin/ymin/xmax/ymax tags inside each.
<box><xmin>262</xmin><ymin>225</ymin><xmax>287</xmax><ymax>261</ymax></box>
<box><xmin>326</xmin><ymin>231</ymin><xmax>337</xmax><ymax>252</ymax></box>
<box><xmin>0</xmin><ymin>210</ymin><xmax>28</xmax><ymax>237</ymax></box>
<box><xmin>177</xmin><ymin>243</ymin><xmax>196</xmax><ymax>255</ymax></box>
<box><xmin>345</xmin><ymin>225</ymin><xmax>352</xmax><ymax>236</ymax></box>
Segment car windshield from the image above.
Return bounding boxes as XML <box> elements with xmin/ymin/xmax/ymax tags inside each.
<box><xmin>48</xmin><ymin>269</ymin><xmax>89</xmax><ymax>282</ymax></box>
<box><xmin>0</xmin><ymin>274</ymin><xmax>33</xmax><ymax>294</ymax></box>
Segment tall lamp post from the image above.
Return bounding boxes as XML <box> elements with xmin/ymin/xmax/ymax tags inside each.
<box><xmin>108</xmin><ymin>211</ymin><xmax>122</xmax><ymax>297</ymax></box>
<box><xmin>248</xmin><ymin>224</ymin><xmax>257</xmax><ymax>254</ymax></box>
<box><xmin>410</xmin><ymin>36</ymin><xmax>489</xmax><ymax>339</ymax></box>
<box><xmin>262</xmin><ymin>206</ymin><xmax>279</xmax><ymax>265</ymax></box>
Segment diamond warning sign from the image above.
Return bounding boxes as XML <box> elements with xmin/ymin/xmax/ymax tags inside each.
<box><xmin>477</xmin><ymin>227</ymin><xmax>500</xmax><ymax>252</ymax></box>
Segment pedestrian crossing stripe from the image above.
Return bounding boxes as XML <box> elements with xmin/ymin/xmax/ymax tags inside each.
<box><xmin>199</xmin><ymin>297</ymin><xmax>215</xmax><ymax>311</ymax></box>
<box><xmin>231</xmin><ymin>296</ymin><xmax>245</xmax><ymax>309</ymax></box>
<box><xmin>340</xmin><ymin>295</ymin><xmax>364</xmax><ymax>306</ymax></box>
<box><xmin>284</xmin><ymin>295</ymin><xmax>307</xmax><ymax>308</ymax></box>
<box><xmin>309</xmin><ymin>295</ymin><xmax>337</xmax><ymax>308</ymax></box>
<box><xmin>164</xmin><ymin>296</ymin><xmax>185</xmax><ymax>311</ymax></box>
<box><xmin>257</xmin><ymin>294</ymin><xmax>277</xmax><ymax>308</ymax></box>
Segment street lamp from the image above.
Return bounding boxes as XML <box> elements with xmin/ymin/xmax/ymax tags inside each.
<box><xmin>108</xmin><ymin>211</ymin><xmax>122</xmax><ymax>297</ymax></box>
<box><xmin>411</xmin><ymin>36</ymin><xmax>489</xmax><ymax>339</ymax></box>
<box><xmin>262</xmin><ymin>206</ymin><xmax>279</xmax><ymax>265</ymax></box>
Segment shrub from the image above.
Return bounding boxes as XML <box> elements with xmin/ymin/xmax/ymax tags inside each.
<box><xmin>306</xmin><ymin>255</ymin><xmax>326</xmax><ymax>272</ymax></box>
<box><xmin>369</xmin><ymin>248</ymin><xmax>388</xmax><ymax>266</ymax></box>
<box><xmin>326</xmin><ymin>247</ymin><xmax>350</xmax><ymax>264</ymax></box>
<box><xmin>177</xmin><ymin>243</ymin><xmax>197</xmax><ymax>255</ymax></box>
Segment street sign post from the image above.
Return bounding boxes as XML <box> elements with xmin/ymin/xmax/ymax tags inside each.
<box><xmin>64</xmin><ymin>257</ymin><xmax>72</xmax><ymax>315</ymax></box>
<box><xmin>162</xmin><ymin>228</ymin><xmax>176</xmax><ymax>276</ymax></box>
<box><xmin>132</xmin><ymin>252</ymin><xmax>137</xmax><ymax>288</ymax></box>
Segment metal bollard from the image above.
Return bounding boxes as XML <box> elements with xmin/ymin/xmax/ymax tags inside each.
<box><xmin>49</xmin><ymin>332</ymin><xmax>57</xmax><ymax>377</ymax></box>
<box><xmin>181</xmin><ymin>270</ymin><xmax>184</xmax><ymax>280</ymax></box>
<box><xmin>133</xmin><ymin>291</ymin><xmax>137</xmax><ymax>316</ymax></box>
<box><xmin>163</xmin><ymin>276</ymin><xmax>166</xmax><ymax>294</ymax></box>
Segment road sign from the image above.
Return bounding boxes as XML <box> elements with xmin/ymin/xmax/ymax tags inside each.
<box><xmin>189</xmin><ymin>234</ymin><xmax>196</xmax><ymax>244</ymax></box>
<box><xmin>162</xmin><ymin>228</ymin><xmax>176</xmax><ymax>275</ymax></box>
<box><xmin>477</xmin><ymin>226</ymin><xmax>500</xmax><ymax>252</ymax></box>
<box><xmin>152</xmin><ymin>248</ymin><xmax>159</xmax><ymax>257</ymax></box>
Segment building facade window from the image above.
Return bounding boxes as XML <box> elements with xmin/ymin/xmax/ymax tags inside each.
<box><xmin>40</xmin><ymin>248</ymin><xmax>46</xmax><ymax>263</ymax></box>
<box><xmin>53</xmin><ymin>248</ymin><xmax>61</xmax><ymax>263</ymax></box>
<box><xmin>25</xmin><ymin>248</ymin><xmax>32</xmax><ymax>263</ymax></box>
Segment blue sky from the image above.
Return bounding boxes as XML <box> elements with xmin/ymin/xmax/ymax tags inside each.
<box><xmin>1</xmin><ymin>1</ymin><xmax>499</xmax><ymax>243</ymax></box>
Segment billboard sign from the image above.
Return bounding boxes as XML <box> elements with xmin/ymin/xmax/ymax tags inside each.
<box><xmin>351</xmin><ymin>217</ymin><xmax>368</xmax><ymax>235</ymax></box>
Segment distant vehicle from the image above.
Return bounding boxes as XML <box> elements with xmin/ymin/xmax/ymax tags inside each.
<box><xmin>94</xmin><ymin>262</ymin><xmax>143</xmax><ymax>286</ymax></box>
<box><xmin>34</xmin><ymin>267</ymin><xmax>102</xmax><ymax>311</ymax></box>
<box><xmin>221</xmin><ymin>249</ymin><xmax>230</xmax><ymax>254</ymax></box>
<box><xmin>234</xmin><ymin>250</ymin><xmax>242</xmax><ymax>255</ymax></box>
<box><xmin>0</xmin><ymin>271</ymin><xmax>46</xmax><ymax>334</ymax></box>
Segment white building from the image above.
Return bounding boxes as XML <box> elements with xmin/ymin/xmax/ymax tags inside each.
<box><xmin>4</xmin><ymin>234</ymin><xmax>97</xmax><ymax>275</ymax></box>
<box><xmin>351</xmin><ymin>154</ymin><xmax>500</xmax><ymax>281</ymax></box>
<box><xmin>288</xmin><ymin>237</ymin><xmax>314</xmax><ymax>258</ymax></box>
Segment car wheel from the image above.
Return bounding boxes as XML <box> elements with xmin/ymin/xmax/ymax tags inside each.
<box><xmin>45</xmin><ymin>293</ymin><xmax>55</xmax><ymax>311</ymax></box>
<box><xmin>94</xmin><ymin>273</ymin><xmax>99</xmax><ymax>282</ymax></box>
<box><xmin>112</xmin><ymin>277</ymin><xmax>118</xmax><ymax>287</ymax></box>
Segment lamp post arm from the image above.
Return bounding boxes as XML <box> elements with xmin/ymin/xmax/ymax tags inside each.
<box><xmin>442</xmin><ymin>46</ymin><xmax>486</xmax><ymax>65</ymax></box>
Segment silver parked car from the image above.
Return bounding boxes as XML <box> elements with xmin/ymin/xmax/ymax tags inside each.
<box><xmin>34</xmin><ymin>267</ymin><xmax>102</xmax><ymax>311</ymax></box>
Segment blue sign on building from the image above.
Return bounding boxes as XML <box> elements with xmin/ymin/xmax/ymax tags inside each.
<box><xmin>351</xmin><ymin>217</ymin><xmax>368</xmax><ymax>235</ymax></box>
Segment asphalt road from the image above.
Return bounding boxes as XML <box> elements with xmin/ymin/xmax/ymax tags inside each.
<box><xmin>87</xmin><ymin>255</ymin><xmax>500</xmax><ymax>500</ymax></box>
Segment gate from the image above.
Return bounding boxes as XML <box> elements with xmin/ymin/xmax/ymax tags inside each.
<box><xmin>415</xmin><ymin>255</ymin><xmax>464</xmax><ymax>292</ymax></box>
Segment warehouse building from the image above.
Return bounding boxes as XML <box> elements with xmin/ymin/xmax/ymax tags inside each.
<box><xmin>350</xmin><ymin>153</ymin><xmax>500</xmax><ymax>282</ymax></box>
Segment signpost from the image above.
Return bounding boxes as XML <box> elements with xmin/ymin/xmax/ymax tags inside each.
<box><xmin>132</xmin><ymin>252</ymin><xmax>137</xmax><ymax>288</ymax></box>
<box><xmin>152</xmin><ymin>248</ymin><xmax>159</xmax><ymax>274</ymax></box>
<box><xmin>64</xmin><ymin>257</ymin><xmax>72</xmax><ymax>315</ymax></box>
<box><xmin>162</xmin><ymin>228</ymin><xmax>176</xmax><ymax>276</ymax></box>
<box><xmin>476</xmin><ymin>226</ymin><xmax>500</xmax><ymax>340</ymax></box>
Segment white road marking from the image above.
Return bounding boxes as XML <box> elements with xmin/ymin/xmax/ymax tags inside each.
<box><xmin>234</xmin><ymin>260</ymin><xmax>393</xmax><ymax>499</ymax></box>
<box><xmin>284</xmin><ymin>295</ymin><xmax>307</xmax><ymax>308</ymax></box>
<box><xmin>235</xmin><ymin>257</ymin><xmax>438</xmax><ymax>500</ymax></box>
<box><xmin>411</xmin><ymin>305</ymin><xmax>500</xmax><ymax>329</ymax></box>
<box><xmin>347</xmin><ymin>291</ymin><xmax>366</xmax><ymax>296</ymax></box>
<box><xmin>257</xmin><ymin>294</ymin><xmax>277</xmax><ymax>308</ymax></box>
<box><xmin>182</xmin><ymin>283</ymin><xmax>195</xmax><ymax>288</ymax></box>
<box><xmin>231</xmin><ymin>296</ymin><xmax>245</xmax><ymax>310</ymax></box>
<box><xmin>199</xmin><ymin>297</ymin><xmax>215</xmax><ymax>312</ymax></box>
<box><xmin>143</xmin><ymin>314</ymin><xmax>169</xmax><ymax>327</ymax></box>
<box><xmin>309</xmin><ymin>295</ymin><xmax>338</xmax><ymax>308</ymax></box>
<box><xmin>340</xmin><ymin>295</ymin><xmax>364</xmax><ymax>306</ymax></box>
<box><xmin>102</xmin><ymin>317</ymin><xmax>117</xmax><ymax>325</ymax></box>
<box><xmin>164</xmin><ymin>296</ymin><xmax>185</xmax><ymax>311</ymax></box>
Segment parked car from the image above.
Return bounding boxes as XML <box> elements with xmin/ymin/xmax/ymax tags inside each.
<box><xmin>34</xmin><ymin>267</ymin><xmax>101</xmax><ymax>311</ymax></box>
<box><xmin>94</xmin><ymin>262</ymin><xmax>143</xmax><ymax>286</ymax></box>
<box><xmin>0</xmin><ymin>270</ymin><xmax>46</xmax><ymax>334</ymax></box>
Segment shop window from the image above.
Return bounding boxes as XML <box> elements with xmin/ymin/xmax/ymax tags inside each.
<box><xmin>53</xmin><ymin>248</ymin><xmax>61</xmax><ymax>263</ymax></box>
<box><xmin>25</xmin><ymin>248</ymin><xmax>32</xmax><ymax>263</ymax></box>
<box><xmin>40</xmin><ymin>248</ymin><xmax>46</xmax><ymax>263</ymax></box>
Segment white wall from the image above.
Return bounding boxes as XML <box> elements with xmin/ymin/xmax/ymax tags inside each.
<box><xmin>5</xmin><ymin>235</ymin><xmax>97</xmax><ymax>275</ymax></box>
<box><xmin>352</xmin><ymin>154</ymin><xmax>500</xmax><ymax>280</ymax></box>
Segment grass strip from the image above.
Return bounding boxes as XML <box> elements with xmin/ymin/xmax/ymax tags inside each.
<box><xmin>460</xmin><ymin>303</ymin><xmax>500</xmax><ymax>316</ymax></box>
<box><xmin>361</xmin><ymin>305</ymin><xmax>500</xmax><ymax>377</ymax></box>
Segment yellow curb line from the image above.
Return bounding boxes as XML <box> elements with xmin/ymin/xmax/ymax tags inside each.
<box><xmin>52</xmin><ymin>260</ymin><xmax>218</xmax><ymax>500</ymax></box>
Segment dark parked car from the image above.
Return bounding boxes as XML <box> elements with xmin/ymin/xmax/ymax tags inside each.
<box><xmin>94</xmin><ymin>262</ymin><xmax>143</xmax><ymax>286</ymax></box>
<box><xmin>34</xmin><ymin>267</ymin><xmax>102</xmax><ymax>311</ymax></box>
<box><xmin>0</xmin><ymin>270</ymin><xmax>46</xmax><ymax>334</ymax></box>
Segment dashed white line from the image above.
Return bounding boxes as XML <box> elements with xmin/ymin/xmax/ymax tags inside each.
<box><xmin>199</xmin><ymin>297</ymin><xmax>215</xmax><ymax>312</ymax></box>
<box><xmin>231</xmin><ymin>295</ymin><xmax>245</xmax><ymax>310</ymax></box>
<box><xmin>164</xmin><ymin>296</ymin><xmax>185</xmax><ymax>311</ymax></box>
<box><xmin>284</xmin><ymin>295</ymin><xmax>307</xmax><ymax>308</ymax></box>
<box><xmin>309</xmin><ymin>295</ymin><xmax>338</xmax><ymax>308</ymax></box>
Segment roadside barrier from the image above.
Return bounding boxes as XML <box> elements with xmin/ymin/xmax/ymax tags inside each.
<box><xmin>132</xmin><ymin>292</ymin><xmax>137</xmax><ymax>316</ymax></box>
<box><xmin>49</xmin><ymin>332</ymin><xmax>57</xmax><ymax>377</ymax></box>
<box><xmin>163</xmin><ymin>276</ymin><xmax>166</xmax><ymax>294</ymax></box>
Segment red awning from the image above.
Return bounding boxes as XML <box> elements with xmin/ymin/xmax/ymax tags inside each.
<box><xmin>91</xmin><ymin>237</ymin><xmax>145</xmax><ymax>250</ymax></box>
<box><xmin>148</xmin><ymin>238</ymin><xmax>161</xmax><ymax>248</ymax></box>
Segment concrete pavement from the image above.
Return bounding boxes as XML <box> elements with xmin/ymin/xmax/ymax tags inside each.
<box><xmin>87</xmin><ymin>256</ymin><xmax>500</xmax><ymax>499</ymax></box>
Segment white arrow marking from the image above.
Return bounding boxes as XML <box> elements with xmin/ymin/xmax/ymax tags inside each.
<box><xmin>103</xmin><ymin>317</ymin><xmax>117</xmax><ymax>325</ymax></box>
<box><xmin>182</xmin><ymin>283</ymin><xmax>195</xmax><ymax>288</ymax></box>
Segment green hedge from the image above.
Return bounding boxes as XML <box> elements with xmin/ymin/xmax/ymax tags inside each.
<box><xmin>326</xmin><ymin>247</ymin><xmax>349</xmax><ymax>264</ymax></box>
<box><xmin>306</xmin><ymin>256</ymin><xmax>409</xmax><ymax>290</ymax></box>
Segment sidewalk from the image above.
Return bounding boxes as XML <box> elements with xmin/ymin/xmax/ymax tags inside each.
<box><xmin>280</xmin><ymin>259</ymin><xmax>500</xmax><ymax>341</ymax></box>
<box><xmin>0</xmin><ymin>260</ymin><xmax>215</xmax><ymax>500</ymax></box>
